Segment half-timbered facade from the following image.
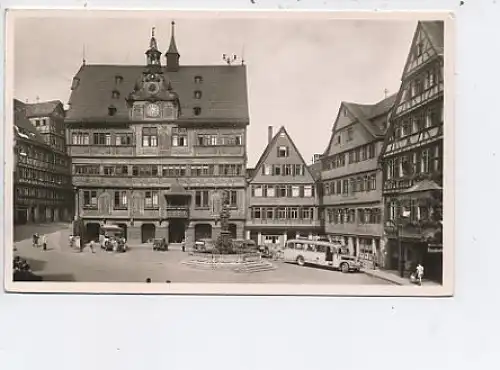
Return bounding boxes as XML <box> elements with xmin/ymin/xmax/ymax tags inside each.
<box><xmin>320</xmin><ymin>95</ymin><xmax>395</xmax><ymax>267</ymax></box>
<box><xmin>246</xmin><ymin>126</ymin><xmax>321</xmax><ymax>249</ymax></box>
<box><xmin>13</xmin><ymin>99</ymin><xmax>73</xmax><ymax>224</ymax></box>
<box><xmin>380</xmin><ymin>21</ymin><xmax>444</xmax><ymax>282</ymax></box>
<box><xmin>67</xmin><ymin>23</ymin><xmax>249</xmax><ymax>245</ymax></box>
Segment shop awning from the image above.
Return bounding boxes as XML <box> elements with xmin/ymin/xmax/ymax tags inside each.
<box><xmin>402</xmin><ymin>179</ymin><xmax>442</xmax><ymax>194</ymax></box>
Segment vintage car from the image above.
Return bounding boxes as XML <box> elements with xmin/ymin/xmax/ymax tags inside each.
<box><xmin>99</xmin><ymin>224</ymin><xmax>127</xmax><ymax>252</ymax></box>
<box><xmin>232</xmin><ymin>239</ymin><xmax>258</xmax><ymax>253</ymax></box>
<box><xmin>193</xmin><ymin>238</ymin><xmax>216</xmax><ymax>253</ymax></box>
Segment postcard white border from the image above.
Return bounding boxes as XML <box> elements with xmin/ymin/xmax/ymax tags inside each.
<box><xmin>3</xmin><ymin>9</ymin><xmax>455</xmax><ymax>296</ymax></box>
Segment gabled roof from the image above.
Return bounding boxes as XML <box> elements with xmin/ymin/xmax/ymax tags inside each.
<box><xmin>13</xmin><ymin>99</ymin><xmax>45</xmax><ymax>143</ymax></box>
<box><xmin>380</xmin><ymin>21</ymin><xmax>444</xmax><ymax>159</ymax></box>
<box><xmin>249</xmin><ymin>126</ymin><xmax>315</xmax><ymax>183</ymax></box>
<box><xmin>25</xmin><ymin>100</ymin><xmax>63</xmax><ymax>118</ymax></box>
<box><xmin>322</xmin><ymin>94</ymin><xmax>396</xmax><ymax>156</ymax></box>
<box><xmin>66</xmin><ymin>63</ymin><xmax>249</xmax><ymax>122</ymax></box>
<box><xmin>421</xmin><ymin>21</ymin><xmax>444</xmax><ymax>56</ymax></box>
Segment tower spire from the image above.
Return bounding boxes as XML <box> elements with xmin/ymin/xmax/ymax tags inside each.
<box><xmin>166</xmin><ymin>21</ymin><xmax>180</xmax><ymax>72</ymax></box>
<box><xmin>145</xmin><ymin>26</ymin><xmax>162</xmax><ymax>69</ymax></box>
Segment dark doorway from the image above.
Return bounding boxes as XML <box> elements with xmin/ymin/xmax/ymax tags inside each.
<box><xmin>30</xmin><ymin>207</ymin><xmax>36</xmax><ymax>223</ymax></box>
<box><xmin>229</xmin><ymin>224</ymin><xmax>237</xmax><ymax>239</ymax></box>
<box><xmin>116</xmin><ymin>223</ymin><xmax>128</xmax><ymax>240</ymax></box>
<box><xmin>141</xmin><ymin>223</ymin><xmax>156</xmax><ymax>243</ymax></box>
<box><xmin>85</xmin><ymin>223</ymin><xmax>100</xmax><ymax>243</ymax></box>
<box><xmin>195</xmin><ymin>223</ymin><xmax>212</xmax><ymax>241</ymax></box>
<box><xmin>326</xmin><ymin>246</ymin><xmax>333</xmax><ymax>262</ymax></box>
<box><xmin>287</xmin><ymin>230</ymin><xmax>296</xmax><ymax>240</ymax></box>
<box><xmin>15</xmin><ymin>209</ymin><xmax>27</xmax><ymax>225</ymax></box>
<box><xmin>250</xmin><ymin>231</ymin><xmax>258</xmax><ymax>245</ymax></box>
<box><xmin>169</xmin><ymin>219</ymin><xmax>186</xmax><ymax>243</ymax></box>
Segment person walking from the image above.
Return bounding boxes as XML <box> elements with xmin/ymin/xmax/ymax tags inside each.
<box><xmin>41</xmin><ymin>234</ymin><xmax>47</xmax><ymax>251</ymax></box>
<box><xmin>416</xmin><ymin>263</ymin><xmax>424</xmax><ymax>286</ymax></box>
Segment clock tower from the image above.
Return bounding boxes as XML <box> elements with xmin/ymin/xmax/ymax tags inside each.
<box><xmin>126</xmin><ymin>27</ymin><xmax>181</xmax><ymax>121</ymax></box>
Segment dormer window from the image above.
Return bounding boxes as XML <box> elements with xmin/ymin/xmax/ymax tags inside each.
<box><xmin>71</xmin><ymin>77</ymin><xmax>80</xmax><ymax>90</ymax></box>
<box><xmin>193</xmin><ymin>107</ymin><xmax>202</xmax><ymax>116</ymax></box>
<box><xmin>194</xmin><ymin>76</ymin><xmax>203</xmax><ymax>84</ymax></box>
<box><xmin>108</xmin><ymin>105</ymin><xmax>117</xmax><ymax>116</ymax></box>
<box><xmin>112</xmin><ymin>90</ymin><xmax>120</xmax><ymax>99</ymax></box>
<box><xmin>115</xmin><ymin>75</ymin><xmax>123</xmax><ymax>85</ymax></box>
<box><xmin>194</xmin><ymin>90</ymin><xmax>202</xmax><ymax>99</ymax></box>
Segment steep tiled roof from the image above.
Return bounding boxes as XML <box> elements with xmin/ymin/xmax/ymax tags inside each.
<box><xmin>308</xmin><ymin>162</ymin><xmax>322</xmax><ymax>181</ymax></box>
<box><xmin>343</xmin><ymin>93</ymin><xmax>397</xmax><ymax>137</ymax></box>
<box><xmin>66</xmin><ymin>64</ymin><xmax>249</xmax><ymax>122</ymax></box>
<box><xmin>421</xmin><ymin>21</ymin><xmax>444</xmax><ymax>55</ymax></box>
<box><xmin>13</xmin><ymin>99</ymin><xmax>45</xmax><ymax>143</ymax></box>
<box><xmin>25</xmin><ymin>100</ymin><xmax>63</xmax><ymax>118</ymax></box>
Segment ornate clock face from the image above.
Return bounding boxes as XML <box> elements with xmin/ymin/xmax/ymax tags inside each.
<box><xmin>146</xmin><ymin>103</ymin><xmax>160</xmax><ymax>118</ymax></box>
<box><xmin>147</xmin><ymin>82</ymin><xmax>160</xmax><ymax>95</ymax></box>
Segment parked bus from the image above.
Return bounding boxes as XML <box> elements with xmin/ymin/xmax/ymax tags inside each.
<box><xmin>283</xmin><ymin>239</ymin><xmax>362</xmax><ymax>273</ymax></box>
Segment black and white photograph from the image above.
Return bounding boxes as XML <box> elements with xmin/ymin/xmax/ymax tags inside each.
<box><xmin>4</xmin><ymin>10</ymin><xmax>454</xmax><ymax>295</ymax></box>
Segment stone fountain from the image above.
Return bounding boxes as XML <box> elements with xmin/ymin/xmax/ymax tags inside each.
<box><xmin>182</xmin><ymin>190</ymin><xmax>276</xmax><ymax>273</ymax></box>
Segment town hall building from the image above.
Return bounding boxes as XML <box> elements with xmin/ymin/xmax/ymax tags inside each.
<box><xmin>66</xmin><ymin>23</ymin><xmax>249</xmax><ymax>245</ymax></box>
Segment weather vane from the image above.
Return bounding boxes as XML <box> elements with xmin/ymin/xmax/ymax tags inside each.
<box><xmin>222</xmin><ymin>53</ymin><xmax>239</xmax><ymax>65</ymax></box>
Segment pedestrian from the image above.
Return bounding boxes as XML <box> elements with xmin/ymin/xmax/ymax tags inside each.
<box><xmin>416</xmin><ymin>263</ymin><xmax>424</xmax><ymax>286</ymax></box>
<box><xmin>32</xmin><ymin>233</ymin><xmax>38</xmax><ymax>248</ymax></box>
<box><xmin>75</xmin><ymin>235</ymin><xmax>81</xmax><ymax>252</ymax></box>
<box><xmin>89</xmin><ymin>239</ymin><xmax>96</xmax><ymax>253</ymax></box>
<box><xmin>146</xmin><ymin>278</ymin><xmax>152</xmax><ymax>283</ymax></box>
<box><xmin>41</xmin><ymin>234</ymin><xmax>47</xmax><ymax>251</ymax></box>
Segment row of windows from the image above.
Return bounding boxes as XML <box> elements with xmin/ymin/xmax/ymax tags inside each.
<box><xmin>18</xmin><ymin>156</ymin><xmax>69</xmax><ymax>174</ymax></box>
<box><xmin>391</xmin><ymin>106</ymin><xmax>443</xmax><ymax>140</ymax></box>
<box><xmin>17</xmin><ymin>167</ymin><xmax>70</xmax><ymax>185</ymax></box>
<box><xmin>323</xmin><ymin>174</ymin><xmax>377</xmax><ymax>196</ymax></box>
<box><xmin>385</xmin><ymin>145</ymin><xmax>442</xmax><ymax>180</ymax></box>
<box><xmin>261</xmin><ymin>164</ymin><xmax>306</xmax><ymax>176</ymax></box>
<box><xmin>74</xmin><ymin>164</ymin><xmax>243</xmax><ymax>177</ymax></box>
<box><xmin>401</xmin><ymin>65</ymin><xmax>442</xmax><ymax>102</ymax></box>
<box><xmin>71</xmin><ymin>130</ymin><xmax>243</xmax><ymax>147</ymax></box>
<box><xmin>386</xmin><ymin>199</ymin><xmax>435</xmax><ymax>222</ymax></box>
<box><xmin>251</xmin><ymin>184</ymin><xmax>315</xmax><ymax>198</ymax></box>
<box><xmin>16</xmin><ymin>186</ymin><xmax>67</xmax><ymax>201</ymax></box>
<box><xmin>325</xmin><ymin>207</ymin><xmax>382</xmax><ymax>225</ymax></box>
<box><xmin>250</xmin><ymin>207</ymin><xmax>315</xmax><ymax>220</ymax></box>
<box><xmin>110</xmin><ymin>89</ymin><xmax>204</xmax><ymax>101</ymax></box>
<box><xmin>323</xmin><ymin>143</ymin><xmax>376</xmax><ymax>170</ymax></box>
<box><xmin>16</xmin><ymin>143</ymin><xmax>68</xmax><ymax>166</ymax></box>
<box><xmin>82</xmin><ymin>189</ymin><xmax>239</xmax><ymax>210</ymax></box>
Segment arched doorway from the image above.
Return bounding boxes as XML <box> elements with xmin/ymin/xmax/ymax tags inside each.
<box><xmin>229</xmin><ymin>224</ymin><xmax>237</xmax><ymax>239</ymax></box>
<box><xmin>115</xmin><ymin>223</ymin><xmax>128</xmax><ymax>240</ymax></box>
<box><xmin>169</xmin><ymin>219</ymin><xmax>186</xmax><ymax>243</ymax></box>
<box><xmin>141</xmin><ymin>223</ymin><xmax>156</xmax><ymax>243</ymax></box>
<box><xmin>195</xmin><ymin>223</ymin><xmax>212</xmax><ymax>241</ymax></box>
<box><xmin>85</xmin><ymin>223</ymin><xmax>100</xmax><ymax>243</ymax></box>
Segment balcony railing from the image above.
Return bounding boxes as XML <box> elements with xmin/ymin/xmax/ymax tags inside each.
<box><xmin>164</xmin><ymin>206</ymin><xmax>189</xmax><ymax>219</ymax></box>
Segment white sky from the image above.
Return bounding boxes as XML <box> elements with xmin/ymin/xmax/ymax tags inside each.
<box><xmin>13</xmin><ymin>13</ymin><xmax>416</xmax><ymax>167</ymax></box>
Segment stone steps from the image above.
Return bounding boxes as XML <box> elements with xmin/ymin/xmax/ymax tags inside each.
<box><xmin>182</xmin><ymin>260</ymin><xmax>276</xmax><ymax>273</ymax></box>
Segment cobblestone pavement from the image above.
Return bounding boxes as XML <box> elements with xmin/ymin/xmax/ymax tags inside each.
<box><xmin>13</xmin><ymin>228</ymin><xmax>392</xmax><ymax>285</ymax></box>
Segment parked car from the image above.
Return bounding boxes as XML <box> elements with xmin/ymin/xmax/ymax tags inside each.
<box><xmin>193</xmin><ymin>238</ymin><xmax>216</xmax><ymax>253</ymax></box>
<box><xmin>232</xmin><ymin>239</ymin><xmax>258</xmax><ymax>253</ymax></box>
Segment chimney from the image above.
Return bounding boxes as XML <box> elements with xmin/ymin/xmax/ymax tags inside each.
<box><xmin>268</xmin><ymin>126</ymin><xmax>273</xmax><ymax>144</ymax></box>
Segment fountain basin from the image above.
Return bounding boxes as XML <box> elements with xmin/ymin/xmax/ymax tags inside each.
<box><xmin>182</xmin><ymin>252</ymin><xmax>277</xmax><ymax>273</ymax></box>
